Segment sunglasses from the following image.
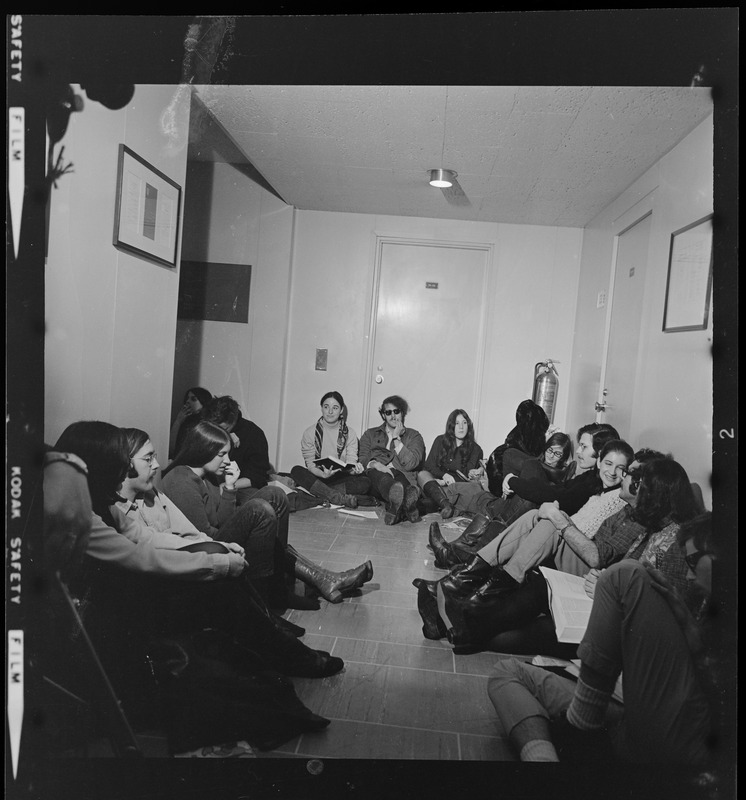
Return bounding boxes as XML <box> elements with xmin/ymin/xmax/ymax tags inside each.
<box><xmin>383</xmin><ymin>408</ymin><xmax>401</xmax><ymax>417</ymax></box>
<box><xmin>685</xmin><ymin>550</ymin><xmax>706</xmax><ymax>572</ymax></box>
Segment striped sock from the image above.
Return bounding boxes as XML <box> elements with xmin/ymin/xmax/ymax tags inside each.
<box><xmin>566</xmin><ymin>678</ymin><xmax>610</xmax><ymax>731</ymax></box>
<box><xmin>520</xmin><ymin>739</ymin><xmax>559</xmax><ymax>762</ymax></box>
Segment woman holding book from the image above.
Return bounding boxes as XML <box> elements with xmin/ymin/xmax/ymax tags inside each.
<box><xmin>416</xmin><ymin>409</ymin><xmax>484</xmax><ymax>519</ymax></box>
<box><xmin>289</xmin><ymin>391</ymin><xmax>373</xmax><ymax>509</ymax></box>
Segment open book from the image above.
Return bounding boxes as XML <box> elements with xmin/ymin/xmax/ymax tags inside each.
<box><xmin>538</xmin><ymin>566</ymin><xmax>594</xmax><ymax>644</ymax></box>
<box><xmin>313</xmin><ymin>455</ymin><xmax>355</xmax><ymax>472</ymax></box>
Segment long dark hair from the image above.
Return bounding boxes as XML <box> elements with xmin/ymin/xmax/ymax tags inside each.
<box><xmin>438</xmin><ymin>409</ymin><xmax>476</xmax><ymax>470</ymax></box>
<box><xmin>633</xmin><ymin>457</ymin><xmax>699</xmax><ymax>531</ymax></box>
<box><xmin>54</xmin><ymin>421</ymin><xmax>129</xmax><ymax>519</ymax></box>
<box><xmin>184</xmin><ymin>386</ymin><xmax>212</xmax><ymax>408</ymax></box>
<box><xmin>504</xmin><ymin>399</ymin><xmax>549</xmax><ymax>456</ymax></box>
<box><xmin>161</xmin><ymin>420</ymin><xmax>231</xmax><ymax>476</ymax></box>
<box><xmin>541</xmin><ymin>431</ymin><xmax>573</xmax><ymax>470</ymax></box>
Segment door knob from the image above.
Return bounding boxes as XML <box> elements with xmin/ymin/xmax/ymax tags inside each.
<box><xmin>375</xmin><ymin>375</ymin><xmax>384</xmax><ymax>384</ymax></box>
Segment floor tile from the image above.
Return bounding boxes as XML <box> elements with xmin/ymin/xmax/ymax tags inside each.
<box><xmin>291</xmin><ymin>719</ymin><xmax>461</xmax><ymax>760</ymax></box>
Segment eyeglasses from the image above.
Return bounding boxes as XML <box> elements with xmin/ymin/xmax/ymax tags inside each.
<box><xmin>545</xmin><ymin>447</ymin><xmax>564</xmax><ymax>458</ymax></box>
<box><xmin>135</xmin><ymin>452</ymin><xmax>158</xmax><ymax>466</ymax></box>
<box><xmin>619</xmin><ymin>466</ymin><xmax>642</xmax><ymax>479</ymax></box>
<box><xmin>383</xmin><ymin>408</ymin><xmax>401</xmax><ymax>417</ymax></box>
<box><xmin>685</xmin><ymin>549</ymin><xmax>706</xmax><ymax>572</ymax></box>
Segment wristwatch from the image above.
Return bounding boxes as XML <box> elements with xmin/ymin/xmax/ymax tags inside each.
<box><xmin>43</xmin><ymin>451</ymin><xmax>88</xmax><ymax>475</ymax></box>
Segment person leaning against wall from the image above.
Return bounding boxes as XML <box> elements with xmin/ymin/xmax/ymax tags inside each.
<box><xmin>358</xmin><ymin>395</ymin><xmax>426</xmax><ymax>526</ymax></box>
<box><xmin>289</xmin><ymin>390</ymin><xmax>374</xmax><ymax>509</ymax></box>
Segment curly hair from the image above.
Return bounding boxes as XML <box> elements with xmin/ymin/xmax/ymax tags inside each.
<box><xmin>379</xmin><ymin>395</ymin><xmax>409</xmax><ymax>421</ymax></box>
<box><xmin>438</xmin><ymin>409</ymin><xmax>476</xmax><ymax>470</ymax></box>
<box><xmin>201</xmin><ymin>395</ymin><xmax>241</xmax><ymax>430</ymax></box>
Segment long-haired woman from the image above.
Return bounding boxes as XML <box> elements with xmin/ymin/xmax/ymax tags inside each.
<box><xmin>161</xmin><ymin>421</ymin><xmax>373</xmax><ymax>605</ymax></box>
<box><xmin>52</xmin><ymin>420</ymin><xmax>347</xmax><ymax>684</ymax></box>
<box><xmin>169</xmin><ymin>386</ymin><xmax>213</xmax><ymax>458</ymax></box>
<box><xmin>417</xmin><ymin>409</ymin><xmax>484</xmax><ymax>519</ymax></box>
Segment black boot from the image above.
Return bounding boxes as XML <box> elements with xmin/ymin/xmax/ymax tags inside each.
<box><xmin>450</xmin><ymin>514</ymin><xmax>491</xmax><ymax>553</ymax></box>
<box><xmin>384</xmin><ymin>480</ymin><xmax>406</xmax><ymax>525</ymax></box>
<box><xmin>428</xmin><ymin>522</ymin><xmax>472</xmax><ymax>570</ymax></box>
<box><xmin>466</xmin><ymin>565</ymin><xmax>519</xmax><ymax>603</ymax></box>
<box><xmin>309</xmin><ymin>479</ymin><xmax>359</xmax><ymax>509</ymax></box>
<box><xmin>439</xmin><ymin>555</ymin><xmax>493</xmax><ymax>599</ymax></box>
<box><xmin>416</xmin><ymin>582</ymin><xmax>448</xmax><ymax>640</ymax></box>
<box><xmin>287</xmin><ymin>545</ymin><xmax>372</xmax><ymax>603</ymax></box>
<box><xmin>403</xmin><ymin>484</ymin><xmax>421</xmax><ymax>523</ymax></box>
<box><xmin>422</xmin><ymin>480</ymin><xmax>455</xmax><ymax>519</ymax></box>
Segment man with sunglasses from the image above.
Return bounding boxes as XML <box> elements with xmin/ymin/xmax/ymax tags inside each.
<box><xmin>358</xmin><ymin>395</ymin><xmax>426</xmax><ymax>525</ymax></box>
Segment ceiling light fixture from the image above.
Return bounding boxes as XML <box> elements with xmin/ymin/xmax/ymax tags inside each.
<box><xmin>429</xmin><ymin>168</ymin><xmax>456</xmax><ymax>188</ymax></box>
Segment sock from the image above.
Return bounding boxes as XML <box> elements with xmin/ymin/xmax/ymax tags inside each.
<box><xmin>566</xmin><ymin>677</ymin><xmax>610</xmax><ymax>731</ymax></box>
<box><xmin>520</xmin><ymin>739</ymin><xmax>559</xmax><ymax>762</ymax></box>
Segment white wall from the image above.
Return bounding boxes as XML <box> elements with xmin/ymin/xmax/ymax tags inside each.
<box><xmin>277</xmin><ymin>212</ymin><xmax>582</xmax><ymax>472</ymax></box>
<box><xmin>566</xmin><ymin>116</ymin><xmax>714</xmax><ymax>506</ymax></box>
<box><xmin>45</xmin><ymin>84</ymin><xmax>190</xmax><ymax>459</ymax></box>
<box><xmin>172</xmin><ymin>161</ymin><xmax>294</xmax><ymax>462</ymax></box>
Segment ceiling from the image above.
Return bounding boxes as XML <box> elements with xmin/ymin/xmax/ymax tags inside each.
<box><xmin>188</xmin><ymin>84</ymin><xmax>713</xmax><ymax>228</ymax></box>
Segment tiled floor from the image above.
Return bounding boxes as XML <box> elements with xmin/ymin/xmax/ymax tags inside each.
<box><xmin>257</xmin><ymin>504</ymin><xmax>517</xmax><ymax>761</ymax></box>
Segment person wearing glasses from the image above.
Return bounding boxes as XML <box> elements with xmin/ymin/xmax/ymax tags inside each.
<box><xmin>429</xmin><ymin>423</ymin><xmax>621</xmax><ymax>571</ymax></box>
<box><xmin>116</xmin><ymin>427</ymin><xmax>248</xmax><ymax>557</ymax></box>
<box><xmin>539</xmin><ymin>431</ymin><xmax>574</xmax><ymax>483</ymax></box>
<box><xmin>417</xmin><ymin>451</ymin><xmax>701</xmax><ymax>654</ymax></box>
<box><xmin>486</xmin><ymin>510</ymin><xmax>718</xmax><ymax>764</ymax></box>
<box><xmin>358</xmin><ymin>395</ymin><xmax>426</xmax><ymax>525</ymax></box>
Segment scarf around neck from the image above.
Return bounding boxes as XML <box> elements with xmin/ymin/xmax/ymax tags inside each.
<box><xmin>314</xmin><ymin>417</ymin><xmax>348</xmax><ymax>459</ymax></box>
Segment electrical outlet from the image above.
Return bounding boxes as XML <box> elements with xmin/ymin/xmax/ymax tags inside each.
<box><xmin>597</xmin><ymin>290</ymin><xmax>607</xmax><ymax>308</ymax></box>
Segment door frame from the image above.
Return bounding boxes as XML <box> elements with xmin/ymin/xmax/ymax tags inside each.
<box><xmin>596</xmin><ymin>189</ymin><xmax>656</xmax><ymax>425</ymax></box>
<box><xmin>361</xmin><ymin>235</ymin><xmax>493</xmax><ymax>439</ymax></box>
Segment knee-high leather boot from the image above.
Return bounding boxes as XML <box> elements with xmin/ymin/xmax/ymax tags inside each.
<box><xmin>428</xmin><ymin>516</ymin><xmax>494</xmax><ymax>569</ymax></box>
<box><xmin>309</xmin><ymin>480</ymin><xmax>358</xmax><ymax>509</ymax></box>
<box><xmin>439</xmin><ymin>554</ymin><xmax>493</xmax><ymax>599</ymax></box>
<box><xmin>422</xmin><ymin>480</ymin><xmax>455</xmax><ymax>519</ymax></box>
<box><xmin>382</xmin><ymin>478</ymin><xmax>406</xmax><ymax>525</ymax></box>
<box><xmin>286</xmin><ymin>545</ymin><xmax>373</xmax><ymax>603</ymax></box>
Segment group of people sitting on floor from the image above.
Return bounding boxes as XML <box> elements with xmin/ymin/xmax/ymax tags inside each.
<box><xmin>38</xmin><ymin>386</ymin><xmax>721</xmax><ymax>765</ymax></box>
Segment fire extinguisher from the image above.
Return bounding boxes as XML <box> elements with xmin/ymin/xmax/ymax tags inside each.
<box><xmin>532</xmin><ymin>360</ymin><xmax>559</xmax><ymax>424</ymax></box>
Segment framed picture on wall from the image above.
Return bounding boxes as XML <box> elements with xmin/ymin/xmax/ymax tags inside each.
<box><xmin>662</xmin><ymin>214</ymin><xmax>713</xmax><ymax>332</ymax></box>
<box><xmin>112</xmin><ymin>144</ymin><xmax>182</xmax><ymax>267</ymax></box>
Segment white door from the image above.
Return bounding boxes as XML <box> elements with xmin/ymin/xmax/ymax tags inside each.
<box><xmin>364</xmin><ymin>239</ymin><xmax>489</xmax><ymax>454</ymax></box>
<box><xmin>597</xmin><ymin>212</ymin><xmax>652</xmax><ymax>440</ymax></box>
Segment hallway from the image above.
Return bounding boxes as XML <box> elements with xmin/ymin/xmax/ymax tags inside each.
<box><xmin>261</xmin><ymin>504</ymin><xmax>518</xmax><ymax>760</ymax></box>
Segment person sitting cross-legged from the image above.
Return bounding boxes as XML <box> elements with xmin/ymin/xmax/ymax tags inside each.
<box><xmin>288</xmin><ymin>390</ymin><xmax>374</xmax><ymax>509</ymax></box>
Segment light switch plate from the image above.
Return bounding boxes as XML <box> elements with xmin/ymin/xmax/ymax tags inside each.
<box><xmin>315</xmin><ymin>349</ymin><xmax>328</xmax><ymax>370</ymax></box>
